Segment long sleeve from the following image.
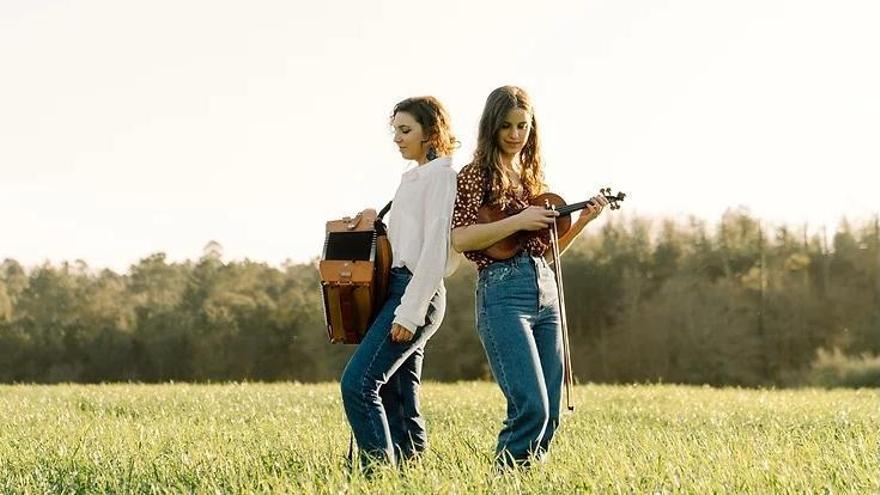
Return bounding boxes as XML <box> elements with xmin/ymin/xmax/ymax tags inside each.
<box><xmin>392</xmin><ymin>167</ymin><xmax>457</xmax><ymax>332</ymax></box>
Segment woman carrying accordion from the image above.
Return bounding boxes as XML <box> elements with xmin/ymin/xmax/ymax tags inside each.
<box><xmin>340</xmin><ymin>96</ymin><xmax>458</xmax><ymax>470</ymax></box>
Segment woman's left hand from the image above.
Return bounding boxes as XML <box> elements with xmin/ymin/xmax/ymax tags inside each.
<box><xmin>579</xmin><ymin>194</ymin><xmax>609</xmax><ymax>223</ymax></box>
<box><xmin>390</xmin><ymin>323</ymin><xmax>414</xmax><ymax>343</ymax></box>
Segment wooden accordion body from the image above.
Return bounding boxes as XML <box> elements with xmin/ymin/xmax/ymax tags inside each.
<box><xmin>319</xmin><ymin>209</ymin><xmax>392</xmax><ymax>344</ymax></box>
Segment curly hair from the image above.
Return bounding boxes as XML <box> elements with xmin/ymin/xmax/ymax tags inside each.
<box><xmin>472</xmin><ymin>86</ymin><xmax>546</xmax><ymax>205</ymax></box>
<box><xmin>390</xmin><ymin>96</ymin><xmax>458</xmax><ymax>158</ymax></box>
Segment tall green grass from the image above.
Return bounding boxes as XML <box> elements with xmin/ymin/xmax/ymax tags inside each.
<box><xmin>0</xmin><ymin>383</ymin><xmax>876</xmax><ymax>493</ymax></box>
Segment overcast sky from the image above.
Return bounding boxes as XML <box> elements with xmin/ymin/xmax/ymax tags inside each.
<box><xmin>1</xmin><ymin>0</ymin><xmax>878</xmax><ymax>272</ymax></box>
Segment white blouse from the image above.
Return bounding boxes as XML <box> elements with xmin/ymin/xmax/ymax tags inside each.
<box><xmin>387</xmin><ymin>156</ymin><xmax>460</xmax><ymax>332</ymax></box>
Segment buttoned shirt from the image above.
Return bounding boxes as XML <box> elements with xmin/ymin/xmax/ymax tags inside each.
<box><xmin>388</xmin><ymin>156</ymin><xmax>460</xmax><ymax>331</ymax></box>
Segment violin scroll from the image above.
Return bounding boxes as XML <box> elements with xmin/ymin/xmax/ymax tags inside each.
<box><xmin>600</xmin><ymin>187</ymin><xmax>626</xmax><ymax>211</ymax></box>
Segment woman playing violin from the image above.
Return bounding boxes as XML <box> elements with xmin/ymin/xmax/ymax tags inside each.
<box><xmin>451</xmin><ymin>85</ymin><xmax>608</xmax><ymax>469</ymax></box>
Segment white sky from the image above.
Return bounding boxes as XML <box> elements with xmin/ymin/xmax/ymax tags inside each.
<box><xmin>1</xmin><ymin>0</ymin><xmax>878</xmax><ymax>272</ymax></box>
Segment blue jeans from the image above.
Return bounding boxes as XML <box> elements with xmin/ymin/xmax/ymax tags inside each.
<box><xmin>475</xmin><ymin>252</ymin><xmax>563</xmax><ymax>467</ymax></box>
<box><xmin>340</xmin><ymin>268</ymin><xmax>445</xmax><ymax>467</ymax></box>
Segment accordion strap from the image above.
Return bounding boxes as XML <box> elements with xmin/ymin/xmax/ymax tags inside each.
<box><xmin>377</xmin><ymin>201</ymin><xmax>392</xmax><ymax>221</ymax></box>
<box><xmin>338</xmin><ymin>285</ymin><xmax>358</xmax><ymax>344</ymax></box>
<box><xmin>375</xmin><ymin>201</ymin><xmax>392</xmax><ymax>236</ymax></box>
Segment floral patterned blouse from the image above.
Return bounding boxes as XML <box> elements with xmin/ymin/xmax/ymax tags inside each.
<box><xmin>452</xmin><ymin>163</ymin><xmax>548</xmax><ymax>270</ymax></box>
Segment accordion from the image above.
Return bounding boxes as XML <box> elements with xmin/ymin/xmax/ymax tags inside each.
<box><xmin>318</xmin><ymin>207</ymin><xmax>392</xmax><ymax>344</ymax></box>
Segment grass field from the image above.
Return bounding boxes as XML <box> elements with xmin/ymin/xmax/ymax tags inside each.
<box><xmin>0</xmin><ymin>382</ymin><xmax>876</xmax><ymax>493</ymax></box>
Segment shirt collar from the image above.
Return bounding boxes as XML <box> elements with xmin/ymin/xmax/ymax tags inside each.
<box><xmin>402</xmin><ymin>156</ymin><xmax>452</xmax><ymax>180</ymax></box>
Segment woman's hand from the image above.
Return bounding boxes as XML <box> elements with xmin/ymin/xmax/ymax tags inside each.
<box><xmin>390</xmin><ymin>323</ymin><xmax>414</xmax><ymax>343</ymax></box>
<box><xmin>578</xmin><ymin>194</ymin><xmax>609</xmax><ymax>224</ymax></box>
<box><xmin>515</xmin><ymin>206</ymin><xmax>559</xmax><ymax>231</ymax></box>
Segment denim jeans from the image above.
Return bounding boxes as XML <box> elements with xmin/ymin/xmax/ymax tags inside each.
<box><xmin>475</xmin><ymin>252</ymin><xmax>563</xmax><ymax>467</ymax></box>
<box><xmin>340</xmin><ymin>267</ymin><xmax>445</xmax><ymax>467</ymax></box>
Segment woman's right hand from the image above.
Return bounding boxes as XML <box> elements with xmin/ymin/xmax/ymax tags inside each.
<box><xmin>515</xmin><ymin>206</ymin><xmax>559</xmax><ymax>231</ymax></box>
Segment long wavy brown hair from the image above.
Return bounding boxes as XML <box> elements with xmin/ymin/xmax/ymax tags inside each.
<box><xmin>472</xmin><ymin>86</ymin><xmax>546</xmax><ymax>205</ymax></box>
<box><xmin>390</xmin><ymin>96</ymin><xmax>457</xmax><ymax>158</ymax></box>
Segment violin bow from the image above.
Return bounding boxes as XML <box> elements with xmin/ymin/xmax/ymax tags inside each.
<box><xmin>545</xmin><ymin>188</ymin><xmax>625</xmax><ymax>411</ymax></box>
<box><xmin>547</xmin><ymin>202</ymin><xmax>575</xmax><ymax>412</ymax></box>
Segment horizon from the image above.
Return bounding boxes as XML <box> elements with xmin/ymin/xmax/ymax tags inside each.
<box><xmin>4</xmin><ymin>208</ymin><xmax>877</xmax><ymax>274</ymax></box>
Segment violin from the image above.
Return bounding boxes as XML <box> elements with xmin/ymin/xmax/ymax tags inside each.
<box><xmin>477</xmin><ymin>188</ymin><xmax>626</xmax><ymax>260</ymax></box>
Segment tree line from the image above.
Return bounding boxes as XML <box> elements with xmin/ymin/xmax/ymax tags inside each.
<box><xmin>1</xmin><ymin>209</ymin><xmax>878</xmax><ymax>387</ymax></box>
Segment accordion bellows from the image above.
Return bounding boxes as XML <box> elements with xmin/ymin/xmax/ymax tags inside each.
<box><xmin>319</xmin><ymin>209</ymin><xmax>391</xmax><ymax>344</ymax></box>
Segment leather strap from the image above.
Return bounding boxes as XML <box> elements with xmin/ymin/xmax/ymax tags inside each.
<box><xmin>375</xmin><ymin>201</ymin><xmax>392</xmax><ymax>236</ymax></box>
<box><xmin>377</xmin><ymin>201</ymin><xmax>392</xmax><ymax>220</ymax></box>
<box><xmin>338</xmin><ymin>285</ymin><xmax>358</xmax><ymax>343</ymax></box>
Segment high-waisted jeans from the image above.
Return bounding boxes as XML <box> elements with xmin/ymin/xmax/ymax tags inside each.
<box><xmin>475</xmin><ymin>251</ymin><xmax>563</xmax><ymax>467</ymax></box>
<box><xmin>340</xmin><ymin>267</ymin><xmax>445</xmax><ymax>468</ymax></box>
